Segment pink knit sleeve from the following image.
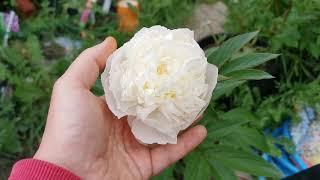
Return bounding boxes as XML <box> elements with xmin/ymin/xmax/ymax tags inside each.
<box><xmin>9</xmin><ymin>159</ymin><xmax>81</xmax><ymax>180</ymax></box>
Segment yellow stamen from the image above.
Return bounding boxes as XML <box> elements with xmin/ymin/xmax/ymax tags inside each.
<box><xmin>157</xmin><ymin>63</ymin><xmax>168</xmax><ymax>75</ymax></box>
<box><xmin>164</xmin><ymin>91</ymin><xmax>176</xmax><ymax>99</ymax></box>
<box><xmin>143</xmin><ymin>82</ymin><xmax>150</xmax><ymax>90</ymax></box>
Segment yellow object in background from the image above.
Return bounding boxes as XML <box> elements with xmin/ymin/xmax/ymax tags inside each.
<box><xmin>307</xmin><ymin>154</ymin><xmax>320</xmax><ymax>166</ymax></box>
<box><xmin>117</xmin><ymin>0</ymin><xmax>139</xmax><ymax>32</ymax></box>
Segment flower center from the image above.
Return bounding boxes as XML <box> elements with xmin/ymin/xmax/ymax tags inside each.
<box><xmin>156</xmin><ymin>63</ymin><xmax>168</xmax><ymax>75</ymax></box>
<box><xmin>143</xmin><ymin>81</ymin><xmax>150</xmax><ymax>90</ymax></box>
<box><xmin>164</xmin><ymin>90</ymin><xmax>176</xmax><ymax>99</ymax></box>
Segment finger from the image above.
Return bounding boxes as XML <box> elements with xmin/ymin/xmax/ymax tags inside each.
<box><xmin>150</xmin><ymin>125</ymin><xmax>207</xmax><ymax>175</ymax></box>
<box><xmin>179</xmin><ymin>116</ymin><xmax>203</xmax><ymax>135</ymax></box>
<box><xmin>99</xmin><ymin>95</ymin><xmax>105</xmax><ymax>102</ymax></box>
<box><xmin>61</xmin><ymin>37</ymin><xmax>117</xmax><ymax>89</ymax></box>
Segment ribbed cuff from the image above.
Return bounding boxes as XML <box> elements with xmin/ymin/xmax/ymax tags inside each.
<box><xmin>9</xmin><ymin>159</ymin><xmax>81</xmax><ymax>180</ymax></box>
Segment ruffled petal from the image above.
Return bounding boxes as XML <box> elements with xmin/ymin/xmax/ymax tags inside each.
<box><xmin>101</xmin><ymin>49</ymin><xmax>127</xmax><ymax>118</ymax></box>
<box><xmin>131</xmin><ymin>118</ymin><xmax>177</xmax><ymax>144</ymax></box>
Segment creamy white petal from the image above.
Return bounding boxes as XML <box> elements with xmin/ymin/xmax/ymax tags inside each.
<box><xmin>197</xmin><ymin>63</ymin><xmax>219</xmax><ymax>117</ymax></box>
<box><xmin>102</xmin><ymin>49</ymin><xmax>127</xmax><ymax>118</ymax></box>
<box><xmin>131</xmin><ymin>117</ymin><xmax>177</xmax><ymax>144</ymax></box>
<box><xmin>101</xmin><ymin>25</ymin><xmax>219</xmax><ymax>144</ymax></box>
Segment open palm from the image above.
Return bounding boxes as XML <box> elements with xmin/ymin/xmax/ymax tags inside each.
<box><xmin>34</xmin><ymin>37</ymin><xmax>207</xmax><ymax>180</ymax></box>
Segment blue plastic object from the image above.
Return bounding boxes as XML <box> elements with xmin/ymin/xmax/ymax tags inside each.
<box><xmin>260</xmin><ymin>114</ymin><xmax>311</xmax><ymax>178</ymax></box>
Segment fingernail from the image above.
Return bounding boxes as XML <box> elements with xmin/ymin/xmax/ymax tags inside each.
<box><xmin>104</xmin><ymin>37</ymin><xmax>115</xmax><ymax>43</ymax></box>
<box><xmin>103</xmin><ymin>37</ymin><xmax>117</xmax><ymax>49</ymax></box>
<box><xmin>104</xmin><ymin>36</ymin><xmax>110</xmax><ymax>41</ymax></box>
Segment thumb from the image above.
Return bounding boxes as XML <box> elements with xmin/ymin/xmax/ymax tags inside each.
<box><xmin>60</xmin><ymin>37</ymin><xmax>117</xmax><ymax>89</ymax></box>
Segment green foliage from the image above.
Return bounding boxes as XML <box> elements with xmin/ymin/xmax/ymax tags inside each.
<box><xmin>206</xmin><ymin>108</ymin><xmax>254</xmax><ymax>140</ymax></box>
<box><xmin>225</xmin><ymin>0</ymin><xmax>320</xmax><ymax>82</ymax></box>
<box><xmin>184</xmin><ymin>152</ymin><xmax>211</xmax><ymax>180</ymax></box>
<box><xmin>220</xmin><ymin>53</ymin><xmax>279</xmax><ymax>74</ymax></box>
<box><xmin>210</xmin><ymin>32</ymin><xmax>277</xmax><ymax>101</ymax></box>
<box><xmin>138</xmin><ymin>0</ymin><xmax>195</xmax><ymax>28</ymax></box>
<box><xmin>226</xmin><ymin>76</ymin><xmax>320</xmax><ymax>129</ymax></box>
<box><xmin>208</xmin><ymin>31</ymin><xmax>258</xmax><ymax>67</ymax></box>
<box><xmin>225</xmin><ymin>69</ymin><xmax>274</xmax><ymax>81</ymax></box>
<box><xmin>212</xmin><ymin>79</ymin><xmax>245</xmax><ymax>100</ymax></box>
<box><xmin>207</xmin><ymin>146</ymin><xmax>280</xmax><ymax>177</ymax></box>
<box><xmin>0</xmin><ymin>37</ymin><xmax>55</xmax><ymax>177</ymax></box>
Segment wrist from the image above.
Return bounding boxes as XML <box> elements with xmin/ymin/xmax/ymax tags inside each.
<box><xmin>33</xmin><ymin>148</ymin><xmax>81</xmax><ymax>178</ymax></box>
<box><xmin>33</xmin><ymin>149</ymin><xmax>111</xmax><ymax>179</ymax></box>
<box><xmin>10</xmin><ymin>159</ymin><xmax>81</xmax><ymax>180</ymax></box>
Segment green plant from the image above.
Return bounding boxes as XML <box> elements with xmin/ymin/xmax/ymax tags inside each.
<box><xmin>138</xmin><ymin>0</ymin><xmax>195</xmax><ymax>28</ymax></box>
<box><xmin>225</xmin><ymin>0</ymin><xmax>320</xmax><ymax>83</ymax></box>
<box><xmin>239</xmin><ymin>79</ymin><xmax>320</xmax><ymax>129</ymax></box>
<box><xmin>0</xmin><ymin>35</ymin><xmax>57</xmax><ymax>177</ymax></box>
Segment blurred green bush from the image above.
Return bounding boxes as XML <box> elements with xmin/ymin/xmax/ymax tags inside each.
<box><xmin>225</xmin><ymin>0</ymin><xmax>320</xmax><ymax>83</ymax></box>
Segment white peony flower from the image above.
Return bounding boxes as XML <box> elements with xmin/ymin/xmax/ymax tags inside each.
<box><xmin>101</xmin><ymin>25</ymin><xmax>218</xmax><ymax>144</ymax></box>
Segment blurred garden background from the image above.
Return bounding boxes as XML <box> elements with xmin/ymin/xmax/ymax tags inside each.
<box><xmin>1</xmin><ymin>0</ymin><xmax>320</xmax><ymax>179</ymax></box>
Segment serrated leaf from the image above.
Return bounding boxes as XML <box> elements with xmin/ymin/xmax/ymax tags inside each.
<box><xmin>212</xmin><ymin>79</ymin><xmax>245</xmax><ymax>100</ymax></box>
<box><xmin>225</xmin><ymin>69</ymin><xmax>274</xmax><ymax>80</ymax></box>
<box><xmin>184</xmin><ymin>151</ymin><xmax>211</xmax><ymax>180</ymax></box>
<box><xmin>208</xmin><ymin>31</ymin><xmax>259</xmax><ymax>67</ymax></box>
<box><xmin>207</xmin><ymin>146</ymin><xmax>281</xmax><ymax>178</ymax></box>
<box><xmin>220</xmin><ymin>53</ymin><xmax>279</xmax><ymax>74</ymax></box>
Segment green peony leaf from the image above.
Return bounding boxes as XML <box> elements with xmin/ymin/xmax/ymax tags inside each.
<box><xmin>207</xmin><ymin>146</ymin><xmax>281</xmax><ymax>178</ymax></box>
<box><xmin>208</xmin><ymin>160</ymin><xmax>237</xmax><ymax>180</ymax></box>
<box><xmin>220</xmin><ymin>53</ymin><xmax>279</xmax><ymax>75</ymax></box>
<box><xmin>212</xmin><ymin>79</ymin><xmax>245</xmax><ymax>100</ymax></box>
<box><xmin>205</xmin><ymin>47</ymin><xmax>218</xmax><ymax>57</ymax></box>
<box><xmin>217</xmin><ymin>74</ymin><xmax>231</xmax><ymax>81</ymax></box>
<box><xmin>208</xmin><ymin>31</ymin><xmax>259</xmax><ymax>67</ymax></box>
<box><xmin>223</xmin><ymin>108</ymin><xmax>257</xmax><ymax>121</ymax></box>
<box><xmin>184</xmin><ymin>151</ymin><xmax>211</xmax><ymax>180</ymax></box>
<box><xmin>225</xmin><ymin>69</ymin><xmax>274</xmax><ymax>80</ymax></box>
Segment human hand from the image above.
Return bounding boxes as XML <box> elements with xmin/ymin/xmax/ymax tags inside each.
<box><xmin>34</xmin><ymin>37</ymin><xmax>207</xmax><ymax>180</ymax></box>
